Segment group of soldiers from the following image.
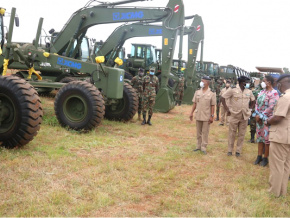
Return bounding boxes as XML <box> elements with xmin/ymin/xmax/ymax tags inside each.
<box><xmin>189</xmin><ymin>74</ymin><xmax>290</xmax><ymax>198</ymax></box>
<box><xmin>131</xmin><ymin>68</ymin><xmax>186</xmax><ymax>125</ymax></box>
<box><xmin>131</xmin><ymin>67</ymin><xmax>159</xmax><ymax>125</ymax></box>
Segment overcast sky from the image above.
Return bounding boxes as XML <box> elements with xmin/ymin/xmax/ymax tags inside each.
<box><xmin>3</xmin><ymin>0</ymin><xmax>290</xmax><ymax>72</ymax></box>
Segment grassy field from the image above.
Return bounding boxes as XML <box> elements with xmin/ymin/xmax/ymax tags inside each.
<box><xmin>1</xmin><ymin>95</ymin><xmax>289</xmax><ymax>217</ymax></box>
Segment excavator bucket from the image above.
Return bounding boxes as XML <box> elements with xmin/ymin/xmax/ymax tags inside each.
<box><xmin>154</xmin><ymin>0</ymin><xmax>185</xmax><ymax>112</ymax></box>
<box><xmin>182</xmin><ymin>15</ymin><xmax>204</xmax><ymax>104</ymax></box>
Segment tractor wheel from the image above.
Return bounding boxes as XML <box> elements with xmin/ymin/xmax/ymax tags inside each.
<box><xmin>59</xmin><ymin>77</ymin><xmax>76</xmax><ymax>83</ymax></box>
<box><xmin>0</xmin><ymin>76</ymin><xmax>43</xmax><ymax>148</ymax></box>
<box><xmin>105</xmin><ymin>83</ymin><xmax>138</xmax><ymax>121</ymax></box>
<box><xmin>54</xmin><ymin>81</ymin><xmax>105</xmax><ymax>131</ymax></box>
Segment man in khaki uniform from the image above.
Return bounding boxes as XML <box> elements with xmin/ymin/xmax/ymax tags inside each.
<box><xmin>221</xmin><ymin>76</ymin><xmax>255</xmax><ymax>157</ymax></box>
<box><xmin>189</xmin><ymin>76</ymin><xmax>216</xmax><ymax>155</ymax></box>
<box><xmin>266</xmin><ymin>74</ymin><xmax>290</xmax><ymax>197</ymax></box>
<box><xmin>219</xmin><ymin>80</ymin><xmax>231</xmax><ymax>126</ymax></box>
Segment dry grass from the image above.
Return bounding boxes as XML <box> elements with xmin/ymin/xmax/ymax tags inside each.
<box><xmin>0</xmin><ymin>96</ymin><xmax>289</xmax><ymax>217</ymax></box>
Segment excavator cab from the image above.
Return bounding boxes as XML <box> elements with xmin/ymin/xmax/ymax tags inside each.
<box><xmin>127</xmin><ymin>43</ymin><xmax>157</xmax><ymax>71</ymax></box>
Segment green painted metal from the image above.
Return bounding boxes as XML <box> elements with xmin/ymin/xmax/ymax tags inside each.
<box><xmin>182</xmin><ymin>15</ymin><xmax>204</xmax><ymax>104</ymax></box>
<box><xmin>63</xmin><ymin>94</ymin><xmax>88</xmax><ymax>123</ymax></box>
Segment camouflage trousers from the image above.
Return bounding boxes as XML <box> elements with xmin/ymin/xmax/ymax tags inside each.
<box><xmin>142</xmin><ymin>96</ymin><xmax>155</xmax><ymax>116</ymax></box>
<box><xmin>249</xmin><ymin>115</ymin><xmax>256</xmax><ymax>132</ymax></box>
<box><xmin>137</xmin><ymin>95</ymin><xmax>143</xmax><ymax>115</ymax></box>
<box><xmin>216</xmin><ymin>98</ymin><xmax>220</xmax><ymax>117</ymax></box>
<box><xmin>176</xmin><ymin>89</ymin><xmax>184</xmax><ymax>102</ymax></box>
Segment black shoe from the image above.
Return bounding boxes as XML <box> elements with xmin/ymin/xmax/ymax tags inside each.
<box><xmin>254</xmin><ymin>155</ymin><xmax>263</xmax><ymax>165</ymax></box>
<box><xmin>219</xmin><ymin>123</ymin><xmax>224</xmax><ymax>126</ymax></box>
<box><xmin>193</xmin><ymin>148</ymin><xmax>200</xmax><ymax>152</ymax></box>
<box><xmin>147</xmin><ymin>115</ymin><xmax>152</xmax><ymax>125</ymax></box>
<box><xmin>141</xmin><ymin>114</ymin><xmax>146</xmax><ymax>125</ymax></box>
<box><xmin>227</xmin><ymin>152</ymin><xmax>232</xmax><ymax>156</ymax></box>
<box><xmin>260</xmin><ymin>157</ymin><xmax>268</xmax><ymax>167</ymax></box>
<box><xmin>235</xmin><ymin>152</ymin><xmax>241</xmax><ymax>157</ymax></box>
<box><xmin>202</xmin><ymin>150</ymin><xmax>207</xmax><ymax>155</ymax></box>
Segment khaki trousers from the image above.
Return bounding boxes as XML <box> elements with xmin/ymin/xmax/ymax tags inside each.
<box><xmin>196</xmin><ymin>120</ymin><xmax>210</xmax><ymax>152</ymax></box>
<box><xmin>220</xmin><ymin>106</ymin><xmax>228</xmax><ymax>125</ymax></box>
<box><xmin>228</xmin><ymin>118</ymin><xmax>248</xmax><ymax>153</ymax></box>
<box><xmin>269</xmin><ymin>141</ymin><xmax>290</xmax><ymax>197</ymax></box>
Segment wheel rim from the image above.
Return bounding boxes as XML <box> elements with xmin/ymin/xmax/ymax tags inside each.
<box><xmin>63</xmin><ymin>95</ymin><xmax>88</xmax><ymax>123</ymax></box>
<box><xmin>108</xmin><ymin>95</ymin><xmax>127</xmax><ymax>115</ymax></box>
<box><xmin>0</xmin><ymin>93</ymin><xmax>16</xmax><ymax>134</ymax></box>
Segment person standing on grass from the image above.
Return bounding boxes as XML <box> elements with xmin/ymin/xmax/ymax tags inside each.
<box><xmin>131</xmin><ymin>68</ymin><xmax>144</xmax><ymax>121</ymax></box>
<box><xmin>141</xmin><ymin>67</ymin><xmax>159</xmax><ymax>126</ymax></box>
<box><xmin>219</xmin><ymin>80</ymin><xmax>231</xmax><ymax>126</ymax></box>
<box><xmin>189</xmin><ymin>76</ymin><xmax>216</xmax><ymax>155</ymax></box>
<box><xmin>220</xmin><ymin>76</ymin><xmax>255</xmax><ymax>157</ymax></box>
<box><xmin>266</xmin><ymin>74</ymin><xmax>290</xmax><ymax>197</ymax></box>
<box><xmin>252</xmin><ymin>75</ymin><xmax>279</xmax><ymax>167</ymax></box>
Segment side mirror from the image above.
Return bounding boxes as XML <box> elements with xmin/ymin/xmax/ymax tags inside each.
<box><xmin>15</xmin><ymin>17</ymin><xmax>19</xmax><ymax>27</ymax></box>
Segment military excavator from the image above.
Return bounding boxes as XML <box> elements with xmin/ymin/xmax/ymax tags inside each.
<box><xmin>93</xmin><ymin>15</ymin><xmax>204</xmax><ymax>106</ymax></box>
<box><xmin>0</xmin><ymin>0</ymin><xmax>185</xmax><ymax>127</ymax></box>
<box><xmin>0</xmin><ymin>7</ymin><xmax>43</xmax><ymax>148</ymax></box>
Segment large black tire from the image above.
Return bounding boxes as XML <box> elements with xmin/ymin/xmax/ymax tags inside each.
<box><xmin>0</xmin><ymin>76</ymin><xmax>43</xmax><ymax>148</ymax></box>
<box><xmin>105</xmin><ymin>83</ymin><xmax>138</xmax><ymax>121</ymax></box>
<box><xmin>157</xmin><ymin>74</ymin><xmax>175</xmax><ymax>88</ymax></box>
<box><xmin>59</xmin><ymin>77</ymin><xmax>76</xmax><ymax>83</ymax></box>
<box><xmin>54</xmin><ymin>81</ymin><xmax>105</xmax><ymax>131</ymax></box>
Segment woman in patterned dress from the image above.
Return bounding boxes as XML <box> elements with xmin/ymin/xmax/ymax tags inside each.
<box><xmin>253</xmin><ymin>75</ymin><xmax>279</xmax><ymax>167</ymax></box>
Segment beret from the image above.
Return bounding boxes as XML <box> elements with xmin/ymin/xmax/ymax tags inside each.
<box><xmin>238</xmin><ymin>76</ymin><xmax>250</xmax><ymax>82</ymax></box>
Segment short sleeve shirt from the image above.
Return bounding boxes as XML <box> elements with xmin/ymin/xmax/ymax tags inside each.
<box><xmin>192</xmin><ymin>88</ymin><xmax>216</xmax><ymax>121</ymax></box>
<box><xmin>269</xmin><ymin>89</ymin><xmax>290</xmax><ymax>144</ymax></box>
<box><xmin>222</xmin><ymin>87</ymin><xmax>255</xmax><ymax>120</ymax></box>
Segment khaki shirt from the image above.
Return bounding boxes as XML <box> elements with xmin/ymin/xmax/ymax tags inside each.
<box><xmin>269</xmin><ymin>89</ymin><xmax>290</xmax><ymax>144</ymax></box>
<box><xmin>222</xmin><ymin>87</ymin><xmax>255</xmax><ymax>121</ymax></box>
<box><xmin>220</xmin><ymin>87</ymin><xmax>231</xmax><ymax>107</ymax></box>
<box><xmin>192</xmin><ymin>88</ymin><xmax>216</xmax><ymax>121</ymax></box>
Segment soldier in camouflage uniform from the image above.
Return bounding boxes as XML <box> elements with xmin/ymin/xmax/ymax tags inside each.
<box><xmin>249</xmin><ymin>80</ymin><xmax>262</xmax><ymax>143</ymax></box>
<box><xmin>175</xmin><ymin>71</ymin><xmax>185</xmax><ymax>106</ymax></box>
<box><xmin>214</xmin><ymin>78</ymin><xmax>224</xmax><ymax>121</ymax></box>
<box><xmin>141</xmin><ymin>67</ymin><xmax>159</xmax><ymax>125</ymax></box>
<box><xmin>131</xmin><ymin>68</ymin><xmax>144</xmax><ymax>120</ymax></box>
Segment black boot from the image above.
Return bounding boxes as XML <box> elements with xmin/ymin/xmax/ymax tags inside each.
<box><xmin>250</xmin><ymin>130</ymin><xmax>256</xmax><ymax>143</ymax></box>
<box><xmin>254</xmin><ymin>155</ymin><xmax>263</xmax><ymax>165</ymax></box>
<box><xmin>260</xmin><ymin>157</ymin><xmax>269</xmax><ymax>167</ymax></box>
<box><xmin>141</xmin><ymin>114</ymin><xmax>146</xmax><ymax>125</ymax></box>
<box><xmin>147</xmin><ymin>115</ymin><xmax>152</xmax><ymax>125</ymax></box>
<box><xmin>178</xmin><ymin>101</ymin><xmax>181</xmax><ymax>106</ymax></box>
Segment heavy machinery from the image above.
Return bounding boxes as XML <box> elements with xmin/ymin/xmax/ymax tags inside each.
<box><xmin>1</xmin><ymin>0</ymin><xmax>186</xmax><ymax>124</ymax></box>
<box><xmin>0</xmin><ymin>7</ymin><xmax>43</xmax><ymax>148</ymax></box>
<box><xmin>94</xmin><ymin>15</ymin><xmax>204</xmax><ymax>105</ymax></box>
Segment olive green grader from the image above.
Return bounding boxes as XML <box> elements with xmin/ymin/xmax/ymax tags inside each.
<box><xmin>0</xmin><ymin>0</ymin><xmax>186</xmax><ymax>147</ymax></box>
<box><xmin>0</xmin><ymin>7</ymin><xmax>43</xmax><ymax>148</ymax></box>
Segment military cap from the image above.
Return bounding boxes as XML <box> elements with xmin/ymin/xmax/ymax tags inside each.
<box><xmin>202</xmin><ymin>76</ymin><xmax>211</xmax><ymax>81</ymax></box>
<box><xmin>238</xmin><ymin>76</ymin><xmax>250</xmax><ymax>82</ymax></box>
<box><xmin>149</xmin><ymin>67</ymin><xmax>156</xmax><ymax>72</ymax></box>
<box><xmin>277</xmin><ymin>74</ymin><xmax>290</xmax><ymax>82</ymax></box>
<box><xmin>226</xmin><ymin>79</ymin><xmax>231</xmax><ymax>83</ymax></box>
<box><xmin>138</xmin><ymin>68</ymin><xmax>144</xmax><ymax>72</ymax></box>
